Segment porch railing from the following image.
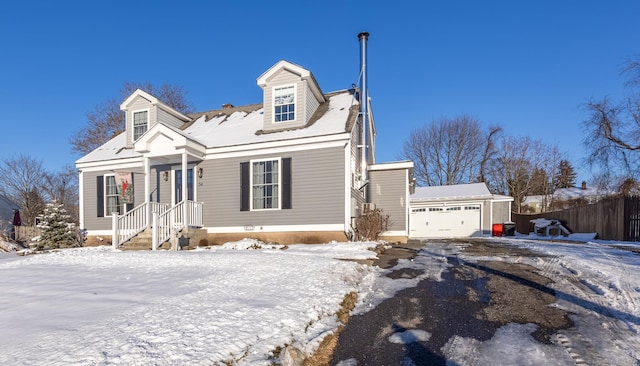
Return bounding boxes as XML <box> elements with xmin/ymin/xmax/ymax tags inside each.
<box><xmin>112</xmin><ymin>202</ymin><xmax>169</xmax><ymax>249</ymax></box>
<box><xmin>152</xmin><ymin>200</ymin><xmax>203</xmax><ymax>250</ymax></box>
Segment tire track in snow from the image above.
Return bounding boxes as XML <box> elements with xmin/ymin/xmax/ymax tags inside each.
<box><xmin>535</xmin><ymin>248</ymin><xmax>640</xmax><ymax>365</ymax></box>
<box><xmin>534</xmin><ymin>256</ymin><xmax>592</xmax><ymax>365</ymax></box>
<box><xmin>533</xmin><ymin>255</ymin><xmax>562</xmax><ymax>278</ymax></box>
<box><xmin>591</xmin><ymin>246</ymin><xmax>640</xmax><ymax>360</ymax></box>
<box><xmin>554</xmin><ymin>333</ymin><xmax>587</xmax><ymax>366</ymax></box>
<box><xmin>554</xmin><ymin>331</ymin><xmax>614</xmax><ymax>366</ymax></box>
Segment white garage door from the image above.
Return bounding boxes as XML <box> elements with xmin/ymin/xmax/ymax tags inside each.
<box><xmin>410</xmin><ymin>205</ymin><xmax>481</xmax><ymax>238</ymax></box>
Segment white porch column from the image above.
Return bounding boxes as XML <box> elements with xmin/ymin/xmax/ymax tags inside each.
<box><xmin>144</xmin><ymin>156</ymin><xmax>151</xmax><ymax>227</ymax></box>
<box><xmin>182</xmin><ymin>151</ymin><xmax>188</xmax><ymax>224</ymax></box>
<box><xmin>112</xmin><ymin>213</ymin><xmax>119</xmax><ymax>249</ymax></box>
<box><xmin>151</xmin><ymin>211</ymin><xmax>159</xmax><ymax>251</ymax></box>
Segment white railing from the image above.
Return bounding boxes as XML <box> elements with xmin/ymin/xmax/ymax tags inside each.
<box><xmin>152</xmin><ymin>200</ymin><xmax>203</xmax><ymax>250</ymax></box>
<box><xmin>112</xmin><ymin>202</ymin><xmax>168</xmax><ymax>249</ymax></box>
<box><xmin>148</xmin><ymin>202</ymin><xmax>167</xmax><ymax>221</ymax></box>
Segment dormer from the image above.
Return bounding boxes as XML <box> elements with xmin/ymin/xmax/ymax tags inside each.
<box><xmin>120</xmin><ymin>89</ymin><xmax>192</xmax><ymax>148</ymax></box>
<box><xmin>257</xmin><ymin>60</ymin><xmax>326</xmax><ymax>132</ymax></box>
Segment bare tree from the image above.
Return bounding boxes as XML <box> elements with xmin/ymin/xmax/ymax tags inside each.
<box><xmin>583</xmin><ymin>56</ymin><xmax>640</xmax><ymax>180</ymax></box>
<box><xmin>495</xmin><ymin>136</ymin><xmax>563</xmax><ymax>213</ymax></box>
<box><xmin>71</xmin><ymin>82</ymin><xmax>193</xmax><ymax>155</ymax></box>
<box><xmin>0</xmin><ymin>154</ymin><xmax>47</xmax><ymax>225</ymax></box>
<box><xmin>540</xmin><ymin>145</ymin><xmax>564</xmax><ymax>212</ymax></box>
<box><xmin>42</xmin><ymin>165</ymin><xmax>79</xmax><ymax>224</ymax></box>
<box><xmin>478</xmin><ymin>125</ymin><xmax>503</xmax><ymax>185</ymax></box>
<box><xmin>401</xmin><ymin>115</ymin><xmax>501</xmax><ymax>186</ymax></box>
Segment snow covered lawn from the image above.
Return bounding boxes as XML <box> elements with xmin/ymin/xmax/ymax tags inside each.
<box><xmin>0</xmin><ymin>240</ymin><xmax>380</xmax><ymax>365</ymax></box>
<box><xmin>1</xmin><ymin>237</ymin><xmax>640</xmax><ymax>365</ymax></box>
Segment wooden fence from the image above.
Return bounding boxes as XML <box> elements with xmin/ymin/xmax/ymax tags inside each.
<box><xmin>513</xmin><ymin>196</ymin><xmax>640</xmax><ymax>241</ymax></box>
<box><xmin>14</xmin><ymin>226</ymin><xmax>41</xmax><ymax>242</ymax></box>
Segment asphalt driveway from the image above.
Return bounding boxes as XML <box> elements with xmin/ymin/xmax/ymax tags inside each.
<box><xmin>329</xmin><ymin>239</ymin><xmax>585</xmax><ymax>365</ymax></box>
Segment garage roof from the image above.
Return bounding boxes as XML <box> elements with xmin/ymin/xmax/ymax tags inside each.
<box><xmin>411</xmin><ymin>183</ymin><xmax>493</xmax><ymax>202</ymax></box>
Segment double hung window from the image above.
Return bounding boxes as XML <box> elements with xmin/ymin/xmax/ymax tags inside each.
<box><xmin>133</xmin><ymin>110</ymin><xmax>149</xmax><ymax>140</ymax></box>
<box><xmin>240</xmin><ymin>157</ymin><xmax>291</xmax><ymax>212</ymax></box>
<box><xmin>252</xmin><ymin>159</ymin><xmax>280</xmax><ymax>209</ymax></box>
<box><xmin>105</xmin><ymin>175</ymin><xmax>121</xmax><ymax>215</ymax></box>
<box><xmin>274</xmin><ymin>85</ymin><xmax>295</xmax><ymax>122</ymax></box>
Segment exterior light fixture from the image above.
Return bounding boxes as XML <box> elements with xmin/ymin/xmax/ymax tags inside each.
<box><xmin>163</xmin><ymin>171</ymin><xmax>169</xmax><ymax>182</ymax></box>
<box><xmin>198</xmin><ymin>167</ymin><xmax>203</xmax><ymax>179</ymax></box>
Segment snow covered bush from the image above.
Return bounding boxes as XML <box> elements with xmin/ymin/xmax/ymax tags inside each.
<box><xmin>36</xmin><ymin>201</ymin><xmax>82</xmax><ymax>250</ymax></box>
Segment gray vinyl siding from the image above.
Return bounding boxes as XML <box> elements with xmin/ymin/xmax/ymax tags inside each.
<box><xmin>269</xmin><ymin>69</ymin><xmax>300</xmax><ymax>85</ymax></box>
<box><xmin>82</xmin><ymin>171</ymin><xmax>109</xmax><ymax>230</ymax></box>
<box><xmin>156</xmin><ymin>108</ymin><xmax>184</xmax><ymax>129</ymax></box>
<box><xmin>132</xmin><ymin>170</ymin><xmax>145</xmax><ymax>206</ymax></box>
<box><xmin>263</xmin><ymin>86</ymin><xmax>274</xmax><ymax>126</ymax></box>
<box><xmin>148</xmin><ymin>165</ymin><xmax>172</xmax><ymax>205</ymax></box>
<box><xmin>305</xmin><ymin>82</ymin><xmax>320</xmax><ymax>122</ymax></box>
<box><xmin>482</xmin><ymin>199</ymin><xmax>492</xmax><ymax>235</ymax></box>
<box><xmin>125</xmin><ymin>95</ymin><xmax>157</xmax><ymax>147</ymax></box>
<box><xmin>350</xmin><ymin>124</ymin><xmax>365</xmax><ymax>212</ymax></box>
<box><xmin>351</xmin><ymin>122</ymin><xmax>362</xmax><ymax>179</ymax></box>
<box><xmin>197</xmin><ymin>146</ymin><xmax>345</xmax><ymax>228</ymax></box>
<box><xmin>492</xmin><ymin>201</ymin><xmax>511</xmax><ymax>224</ymax></box>
<box><xmin>369</xmin><ymin>169</ymin><xmax>408</xmax><ymax>231</ymax></box>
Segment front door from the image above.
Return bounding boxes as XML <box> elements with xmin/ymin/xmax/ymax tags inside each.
<box><xmin>174</xmin><ymin>168</ymin><xmax>194</xmax><ymax>204</ymax></box>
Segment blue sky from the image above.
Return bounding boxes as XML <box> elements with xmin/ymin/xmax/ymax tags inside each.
<box><xmin>1</xmin><ymin>1</ymin><xmax>638</xmax><ymax>185</ymax></box>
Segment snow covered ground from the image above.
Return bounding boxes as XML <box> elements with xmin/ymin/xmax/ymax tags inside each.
<box><xmin>1</xmin><ymin>237</ymin><xmax>639</xmax><ymax>365</ymax></box>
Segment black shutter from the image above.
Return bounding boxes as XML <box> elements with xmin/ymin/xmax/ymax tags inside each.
<box><xmin>96</xmin><ymin>176</ymin><xmax>104</xmax><ymax>217</ymax></box>
<box><xmin>282</xmin><ymin>158</ymin><xmax>292</xmax><ymax>209</ymax></box>
<box><xmin>240</xmin><ymin>162</ymin><xmax>250</xmax><ymax>211</ymax></box>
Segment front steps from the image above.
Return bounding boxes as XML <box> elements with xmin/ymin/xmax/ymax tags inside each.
<box><xmin>120</xmin><ymin>227</ymin><xmax>208</xmax><ymax>251</ymax></box>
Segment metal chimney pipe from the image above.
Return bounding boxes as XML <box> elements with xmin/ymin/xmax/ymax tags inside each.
<box><xmin>358</xmin><ymin>31</ymin><xmax>369</xmax><ymax>185</ymax></box>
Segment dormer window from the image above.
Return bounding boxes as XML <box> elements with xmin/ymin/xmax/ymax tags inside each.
<box><xmin>133</xmin><ymin>110</ymin><xmax>149</xmax><ymax>140</ymax></box>
<box><xmin>273</xmin><ymin>85</ymin><xmax>295</xmax><ymax>122</ymax></box>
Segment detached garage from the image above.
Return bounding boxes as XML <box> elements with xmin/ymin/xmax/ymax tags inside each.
<box><xmin>409</xmin><ymin>183</ymin><xmax>512</xmax><ymax>238</ymax></box>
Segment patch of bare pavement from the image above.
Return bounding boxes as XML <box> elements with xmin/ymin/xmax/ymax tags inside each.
<box><xmin>329</xmin><ymin>238</ymin><xmax>574</xmax><ymax>365</ymax></box>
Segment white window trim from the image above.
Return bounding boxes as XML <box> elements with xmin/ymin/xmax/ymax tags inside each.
<box><xmin>272</xmin><ymin>84</ymin><xmax>296</xmax><ymax>123</ymax></box>
<box><xmin>132</xmin><ymin>108</ymin><xmax>150</xmax><ymax>141</ymax></box>
<box><xmin>250</xmin><ymin>157</ymin><xmax>282</xmax><ymax>211</ymax></box>
<box><xmin>104</xmin><ymin>174</ymin><xmax>123</xmax><ymax>216</ymax></box>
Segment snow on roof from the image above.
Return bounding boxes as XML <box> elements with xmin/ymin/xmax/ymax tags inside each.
<box><xmin>76</xmin><ymin>91</ymin><xmax>357</xmax><ymax>165</ymax></box>
<box><xmin>554</xmin><ymin>187</ymin><xmax>607</xmax><ymax>200</ymax></box>
<box><xmin>186</xmin><ymin>91</ymin><xmax>355</xmax><ymax>148</ymax></box>
<box><xmin>75</xmin><ymin>133</ymin><xmax>140</xmax><ymax>164</ymax></box>
<box><xmin>523</xmin><ymin>187</ymin><xmax>611</xmax><ymax>205</ymax></box>
<box><xmin>411</xmin><ymin>182</ymin><xmax>493</xmax><ymax>201</ymax></box>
